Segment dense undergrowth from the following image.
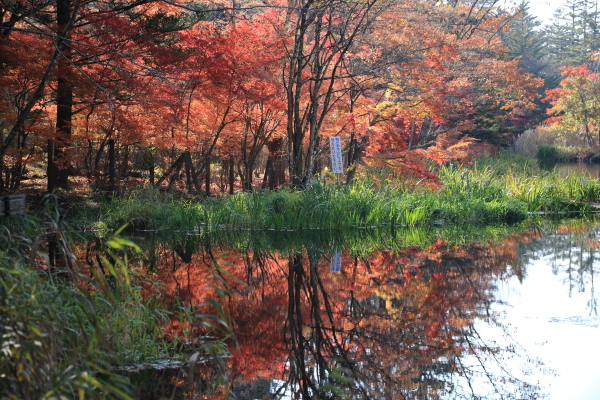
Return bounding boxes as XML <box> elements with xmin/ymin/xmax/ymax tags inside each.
<box><xmin>0</xmin><ymin>207</ymin><xmax>232</xmax><ymax>399</ymax></box>
<box><xmin>91</xmin><ymin>153</ymin><xmax>600</xmax><ymax>233</ymax></box>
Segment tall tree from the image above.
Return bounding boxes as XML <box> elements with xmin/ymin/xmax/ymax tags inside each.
<box><xmin>282</xmin><ymin>0</ymin><xmax>383</xmax><ymax>186</ymax></box>
<box><xmin>503</xmin><ymin>1</ymin><xmax>549</xmax><ymax>130</ymax></box>
<box><xmin>545</xmin><ymin>64</ymin><xmax>600</xmax><ymax>147</ymax></box>
<box><xmin>0</xmin><ymin>0</ymin><xmax>81</xmax><ymax>178</ymax></box>
<box><xmin>505</xmin><ymin>1</ymin><xmax>547</xmax><ymax>76</ymax></box>
<box><xmin>55</xmin><ymin>0</ymin><xmax>74</xmax><ymax>187</ymax></box>
<box><xmin>545</xmin><ymin>0</ymin><xmax>600</xmax><ymax>72</ymax></box>
<box><xmin>354</xmin><ymin>0</ymin><xmax>542</xmax><ymax>177</ymax></box>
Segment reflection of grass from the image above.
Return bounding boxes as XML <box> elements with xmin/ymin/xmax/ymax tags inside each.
<box><xmin>129</xmin><ymin>221</ymin><xmax>533</xmax><ymax>259</ymax></box>
<box><xmin>88</xmin><ymin>152</ymin><xmax>600</xmax><ymax>233</ymax></box>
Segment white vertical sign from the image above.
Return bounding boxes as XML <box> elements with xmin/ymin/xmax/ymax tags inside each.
<box><xmin>330</xmin><ymin>252</ymin><xmax>342</xmax><ymax>273</ymax></box>
<box><xmin>329</xmin><ymin>136</ymin><xmax>344</xmax><ymax>174</ymax></box>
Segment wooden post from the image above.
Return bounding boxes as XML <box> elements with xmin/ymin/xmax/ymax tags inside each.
<box><xmin>184</xmin><ymin>151</ymin><xmax>193</xmax><ymax>193</ymax></box>
<box><xmin>47</xmin><ymin>139</ymin><xmax>55</xmax><ymax>193</ymax></box>
<box><xmin>205</xmin><ymin>156</ymin><xmax>211</xmax><ymax>197</ymax></box>
<box><xmin>149</xmin><ymin>155</ymin><xmax>155</xmax><ymax>186</ymax></box>
<box><xmin>2</xmin><ymin>196</ymin><xmax>9</xmax><ymax>216</ymax></box>
<box><xmin>1</xmin><ymin>194</ymin><xmax>26</xmax><ymax>216</ymax></box>
<box><xmin>229</xmin><ymin>158</ymin><xmax>234</xmax><ymax>195</ymax></box>
<box><xmin>108</xmin><ymin>139</ymin><xmax>115</xmax><ymax>190</ymax></box>
<box><xmin>48</xmin><ymin>234</ymin><xmax>57</xmax><ymax>270</ymax></box>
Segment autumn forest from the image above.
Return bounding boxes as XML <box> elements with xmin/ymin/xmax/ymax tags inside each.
<box><xmin>0</xmin><ymin>0</ymin><xmax>555</xmax><ymax>192</ymax></box>
<box><xmin>4</xmin><ymin>0</ymin><xmax>600</xmax><ymax>399</ymax></box>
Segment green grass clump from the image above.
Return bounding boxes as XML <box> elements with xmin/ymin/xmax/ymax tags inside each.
<box><xmin>467</xmin><ymin>152</ymin><xmax>600</xmax><ymax>213</ymax></box>
<box><xmin>90</xmin><ymin>152</ymin><xmax>600</xmax><ymax>233</ymax></box>
<box><xmin>0</xmin><ymin>218</ymin><xmax>138</xmax><ymax>399</ymax></box>
<box><xmin>536</xmin><ymin>144</ymin><xmax>560</xmax><ymax>165</ymax></box>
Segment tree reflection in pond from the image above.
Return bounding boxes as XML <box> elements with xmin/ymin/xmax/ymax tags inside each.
<box><xmin>144</xmin><ymin>229</ymin><xmax>548</xmax><ymax>399</ymax></box>
<box><xmin>515</xmin><ymin>223</ymin><xmax>599</xmax><ymax>317</ymax></box>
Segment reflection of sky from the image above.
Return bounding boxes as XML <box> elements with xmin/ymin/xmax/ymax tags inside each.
<box><xmin>493</xmin><ymin>253</ymin><xmax>600</xmax><ymax>399</ymax></box>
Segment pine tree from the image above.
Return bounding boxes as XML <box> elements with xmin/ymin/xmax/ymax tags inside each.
<box><xmin>545</xmin><ymin>0</ymin><xmax>600</xmax><ymax>69</ymax></box>
<box><xmin>505</xmin><ymin>0</ymin><xmax>547</xmax><ymax>75</ymax></box>
<box><xmin>503</xmin><ymin>1</ymin><xmax>549</xmax><ymax>130</ymax></box>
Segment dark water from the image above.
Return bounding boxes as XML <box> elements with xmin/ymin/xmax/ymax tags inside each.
<box><xmin>554</xmin><ymin>162</ymin><xmax>600</xmax><ymax>178</ymax></box>
<box><xmin>116</xmin><ymin>223</ymin><xmax>600</xmax><ymax>399</ymax></box>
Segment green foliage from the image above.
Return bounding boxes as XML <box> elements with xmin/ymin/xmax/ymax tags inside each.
<box><xmin>536</xmin><ymin>144</ymin><xmax>559</xmax><ymax>161</ymax></box>
<box><xmin>536</xmin><ymin>144</ymin><xmax>560</xmax><ymax>169</ymax></box>
<box><xmin>470</xmin><ymin>152</ymin><xmax>600</xmax><ymax>212</ymax></box>
<box><xmin>505</xmin><ymin>1</ymin><xmax>547</xmax><ymax>75</ymax></box>
<box><xmin>89</xmin><ymin>152</ymin><xmax>600</xmax><ymax>234</ymax></box>
<box><xmin>545</xmin><ymin>0</ymin><xmax>600</xmax><ymax>70</ymax></box>
<box><xmin>0</xmin><ymin>223</ymin><xmax>135</xmax><ymax>399</ymax></box>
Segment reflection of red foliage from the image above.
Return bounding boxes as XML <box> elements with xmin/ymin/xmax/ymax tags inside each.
<box><xmin>69</xmin><ymin>227</ymin><xmax>544</xmax><ymax>396</ymax></box>
<box><xmin>128</xmin><ymin>231</ymin><xmax>530</xmax><ymax>392</ymax></box>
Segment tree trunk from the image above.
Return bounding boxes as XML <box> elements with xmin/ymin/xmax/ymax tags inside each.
<box><xmin>55</xmin><ymin>0</ymin><xmax>74</xmax><ymax>189</ymax></box>
<box><xmin>267</xmin><ymin>138</ymin><xmax>286</xmax><ymax>188</ymax></box>
<box><xmin>0</xmin><ymin>0</ymin><xmax>81</xmax><ymax>169</ymax></box>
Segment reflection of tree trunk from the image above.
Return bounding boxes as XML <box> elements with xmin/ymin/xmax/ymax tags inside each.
<box><xmin>286</xmin><ymin>251</ymin><xmax>365</xmax><ymax>398</ymax></box>
<box><xmin>287</xmin><ymin>253</ymin><xmax>313</xmax><ymax>398</ymax></box>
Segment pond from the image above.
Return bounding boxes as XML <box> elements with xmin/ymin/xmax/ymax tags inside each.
<box><xmin>113</xmin><ymin>222</ymin><xmax>600</xmax><ymax>399</ymax></box>
<box><xmin>554</xmin><ymin>162</ymin><xmax>600</xmax><ymax>178</ymax></box>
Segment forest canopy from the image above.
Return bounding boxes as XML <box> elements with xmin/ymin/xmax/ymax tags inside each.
<box><xmin>0</xmin><ymin>0</ymin><xmax>572</xmax><ymax>192</ymax></box>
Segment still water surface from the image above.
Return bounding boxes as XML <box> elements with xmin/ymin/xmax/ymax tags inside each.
<box><xmin>127</xmin><ymin>223</ymin><xmax>600</xmax><ymax>399</ymax></box>
<box><xmin>554</xmin><ymin>162</ymin><xmax>600</xmax><ymax>178</ymax></box>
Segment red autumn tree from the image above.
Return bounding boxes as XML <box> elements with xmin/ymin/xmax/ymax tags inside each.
<box><xmin>545</xmin><ymin>64</ymin><xmax>600</xmax><ymax>148</ymax></box>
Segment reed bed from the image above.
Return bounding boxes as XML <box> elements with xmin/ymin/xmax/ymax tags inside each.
<box><xmin>457</xmin><ymin>153</ymin><xmax>600</xmax><ymax>212</ymax></box>
<box><xmin>92</xmin><ymin>152</ymin><xmax>600</xmax><ymax>233</ymax></box>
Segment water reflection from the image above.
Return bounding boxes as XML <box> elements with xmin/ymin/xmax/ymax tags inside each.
<box><xmin>77</xmin><ymin>222</ymin><xmax>600</xmax><ymax>399</ymax></box>
<box><xmin>515</xmin><ymin>223</ymin><xmax>599</xmax><ymax>315</ymax></box>
<box><xmin>118</xmin><ymin>226</ymin><xmax>541</xmax><ymax>399</ymax></box>
<box><xmin>554</xmin><ymin>162</ymin><xmax>600</xmax><ymax>179</ymax></box>
<box><xmin>497</xmin><ymin>222</ymin><xmax>600</xmax><ymax>400</ymax></box>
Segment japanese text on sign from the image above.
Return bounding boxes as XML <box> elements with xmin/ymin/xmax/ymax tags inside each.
<box><xmin>329</xmin><ymin>136</ymin><xmax>344</xmax><ymax>174</ymax></box>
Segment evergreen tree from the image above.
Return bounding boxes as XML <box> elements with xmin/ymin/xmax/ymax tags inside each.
<box><xmin>505</xmin><ymin>0</ymin><xmax>547</xmax><ymax>76</ymax></box>
<box><xmin>545</xmin><ymin>0</ymin><xmax>600</xmax><ymax>70</ymax></box>
<box><xmin>503</xmin><ymin>1</ymin><xmax>549</xmax><ymax>130</ymax></box>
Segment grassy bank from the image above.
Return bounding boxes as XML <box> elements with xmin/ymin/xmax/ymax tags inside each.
<box><xmin>0</xmin><ymin>211</ymin><xmax>231</xmax><ymax>399</ymax></box>
<box><xmin>90</xmin><ymin>153</ymin><xmax>600</xmax><ymax>233</ymax></box>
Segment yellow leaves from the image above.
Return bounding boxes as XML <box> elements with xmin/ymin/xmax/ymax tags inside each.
<box><xmin>375</xmin><ymin>101</ymin><xmax>396</xmax><ymax>112</ymax></box>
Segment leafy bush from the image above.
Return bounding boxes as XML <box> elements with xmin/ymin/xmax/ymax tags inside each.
<box><xmin>536</xmin><ymin>145</ymin><xmax>560</xmax><ymax>165</ymax></box>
